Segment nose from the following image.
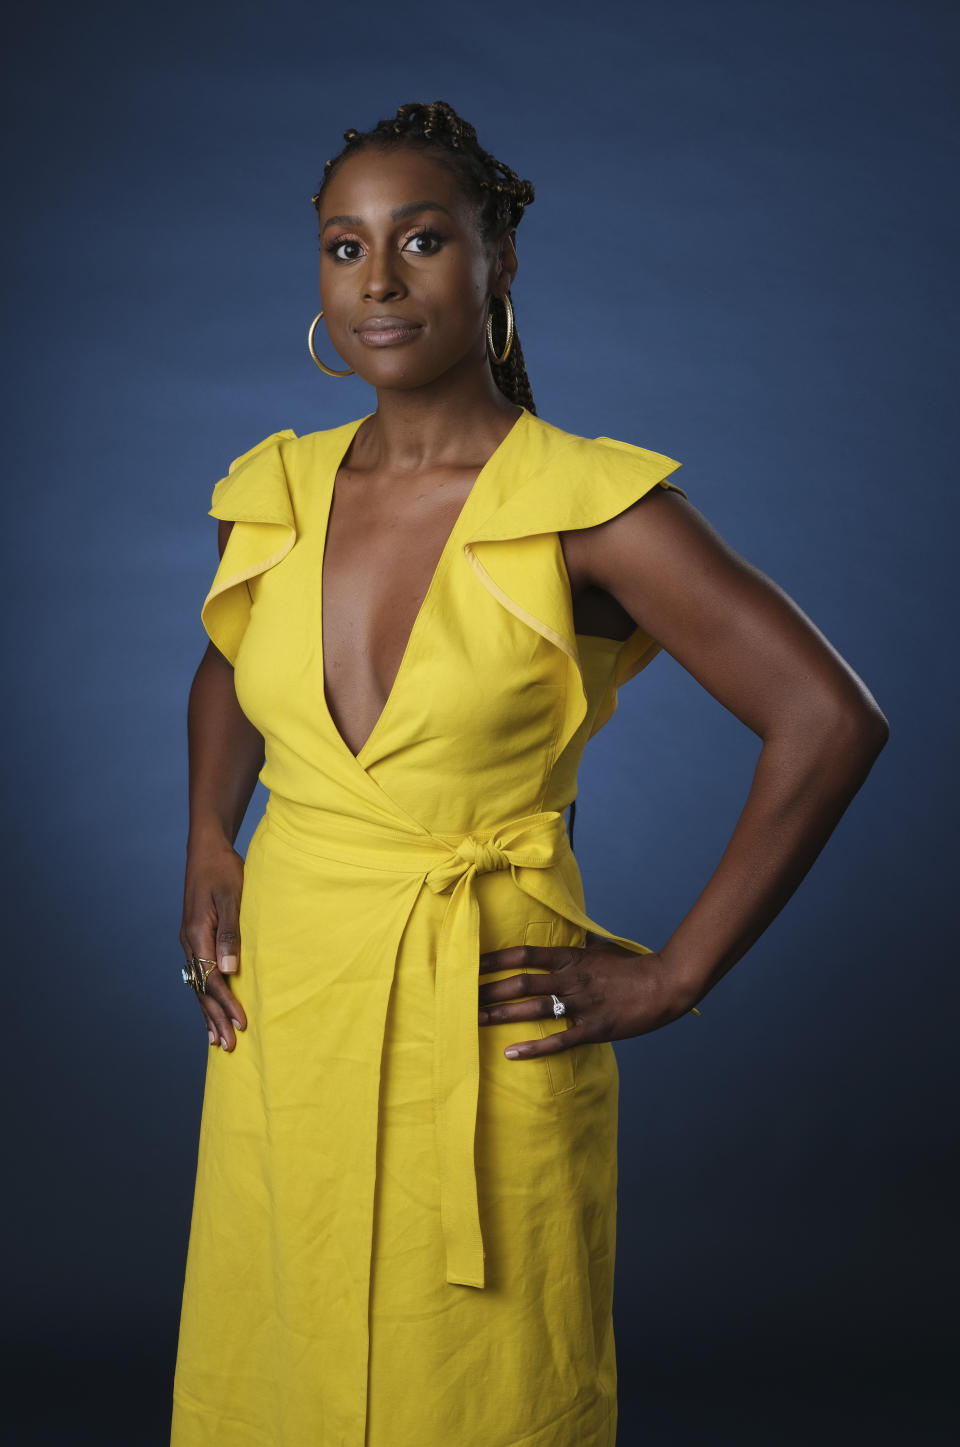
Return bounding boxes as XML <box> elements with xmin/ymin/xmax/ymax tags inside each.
<box><xmin>362</xmin><ymin>246</ymin><xmax>407</xmax><ymax>303</ymax></box>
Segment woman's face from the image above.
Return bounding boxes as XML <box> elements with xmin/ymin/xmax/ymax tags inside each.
<box><xmin>316</xmin><ymin>147</ymin><xmax>517</xmax><ymax>390</ymax></box>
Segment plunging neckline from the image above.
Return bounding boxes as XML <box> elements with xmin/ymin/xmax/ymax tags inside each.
<box><xmin>317</xmin><ymin>406</ymin><xmax>529</xmax><ymax>766</ymax></box>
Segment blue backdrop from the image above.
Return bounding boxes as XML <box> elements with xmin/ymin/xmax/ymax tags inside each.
<box><xmin>5</xmin><ymin>0</ymin><xmax>954</xmax><ymax>1441</ymax></box>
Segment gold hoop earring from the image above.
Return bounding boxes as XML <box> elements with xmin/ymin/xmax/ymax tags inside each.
<box><xmin>308</xmin><ymin>311</ymin><xmax>355</xmax><ymax>377</ymax></box>
<box><xmin>486</xmin><ymin>293</ymin><xmax>514</xmax><ymax>366</ymax></box>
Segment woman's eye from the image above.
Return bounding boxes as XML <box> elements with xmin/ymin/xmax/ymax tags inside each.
<box><xmin>404</xmin><ymin>228</ymin><xmax>445</xmax><ymax>254</ymax></box>
<box><xmin>323</xmin><ymin>228</ymin><xmax>446</xmax><ymax>262</ymax></box>
<box><xmin>326</xmin><ymin>239</ymin><xmax>362</xmax><ymax>261</ymax></box>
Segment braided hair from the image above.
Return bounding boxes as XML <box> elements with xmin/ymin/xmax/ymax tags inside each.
<box><xmin>310</xmin><ymin>100</ymin><xmax>537</xmax><ymax>416</ymax></box>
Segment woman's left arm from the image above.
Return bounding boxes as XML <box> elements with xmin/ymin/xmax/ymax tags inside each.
<box><xmin>574</xmin><ymin>485</ymin><xmax>890</xmax><ymax>1011</ymax></box>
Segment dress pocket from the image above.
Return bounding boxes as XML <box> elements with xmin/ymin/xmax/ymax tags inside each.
<box><xmin>522</xmin><ymin>920</ymin><xmax>577</xmax><ymax>1097</ymax></box>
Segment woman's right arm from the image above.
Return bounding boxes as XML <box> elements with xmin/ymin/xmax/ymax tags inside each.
<box><xmin>179</xmin><ymin>518</ymin><xmax>265</xmax><ymax>1052</ymax></box>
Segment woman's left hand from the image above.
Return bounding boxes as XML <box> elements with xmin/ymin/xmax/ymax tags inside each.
<box><xmin>477</xmin><ymin>941</ymin><xmax>698</xmax><ymax>1059</ymax></box>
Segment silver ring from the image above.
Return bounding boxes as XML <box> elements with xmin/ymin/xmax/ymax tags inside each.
<box><xmin>550</xmin><ymin>993</ymin><xmax>566</xmax><ymax>1018</ymax></box>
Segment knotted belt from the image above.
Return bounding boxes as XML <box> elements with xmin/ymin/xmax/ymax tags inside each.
<box><xmin>262</xmin><ymin>797</ymin><xmax>670</xmax><ymax>1291</ymax></box>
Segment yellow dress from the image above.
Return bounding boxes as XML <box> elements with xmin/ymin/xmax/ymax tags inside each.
<box><xmin>171</xmin><ymin>405</ymin><xmax>690</xmax><ymax>1446</ymax></box>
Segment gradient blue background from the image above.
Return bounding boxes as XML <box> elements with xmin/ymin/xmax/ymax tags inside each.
<box><xmin>5</xmin><ymin>0</ymin><xmax>955</xmax><ymax>1441</ymax></box>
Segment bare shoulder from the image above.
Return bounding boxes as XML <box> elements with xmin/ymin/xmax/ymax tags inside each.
<box><xmin>564</xmin><ymin>486</ymin><xmax>887</xmax><ymax>739</ymax></box>
<box><xmin>560</xmin><ymin>484</ymin><xmax>697</xmax><ymax>593</ymax></box>
<box><xmin>563</xmin><ymin>483</ymin><xmax>773</xmax><ymax>621</ymax></box>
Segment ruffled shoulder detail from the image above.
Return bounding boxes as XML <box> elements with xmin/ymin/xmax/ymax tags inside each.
<box><xmin>462</xmin><ymin>423</ymin><xmax>687</xmax><ymax>758</ymax></box>
<box><xmin>201</xmin><ymin>429</ymin><xmax>299</xmax><ymax>665</ymax></box>
<box><xmin>467</xmin><ymin>429</ymin><xmax>685</xmax><ymax>541</ymax></box>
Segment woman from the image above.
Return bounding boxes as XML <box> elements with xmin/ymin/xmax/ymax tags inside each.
<box><xmin>171</xmin><ymin>101</ymin><xmax>888</xmax><ymax>1446</ymax></box>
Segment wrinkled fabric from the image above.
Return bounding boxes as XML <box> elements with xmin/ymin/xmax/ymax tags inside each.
<box><xmin>171</xmin><ymin>405</ymin><xmax>688</xmax><ymax>1446</ymax></box>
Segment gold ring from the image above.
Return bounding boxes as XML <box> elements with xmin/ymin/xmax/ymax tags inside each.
<box><xmin>182</xmin><ymin>955</ymin><xmax>220</xmax><ymax>994</ymax></box>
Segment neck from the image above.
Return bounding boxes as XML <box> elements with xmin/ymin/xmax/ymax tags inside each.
<box><xmin>357</xmin><ymin>369</ymin><xmax>522</xmax><ymax>473</ymax></box>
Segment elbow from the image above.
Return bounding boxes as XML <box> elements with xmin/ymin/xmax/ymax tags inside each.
<box><xmin>804</xmin><ymin>688</ymin><xmax>890</xmax><ymax>766</ymax></box>
<box><xmin>838</xmin><ymin>682</ymin><xmax>890</xmax><ymax>756</ymax></box>
<box><xmin>769</xmin><ymin>680</ymin><xmax>890</xmax><ymax>764</ymax></box>
<box><xmin>862</xmin><ymin>701</ymin><xmax>891</xmax><ymax>755</ymax></box>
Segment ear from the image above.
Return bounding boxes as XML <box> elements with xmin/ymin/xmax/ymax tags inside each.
<box><xmin>495</xmin><ymin>227</ymin><xmax>519</xmax><ymax>289</ymax></box>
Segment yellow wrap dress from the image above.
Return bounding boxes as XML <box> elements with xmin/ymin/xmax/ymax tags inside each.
<box><xmin>171</xmin><ymin>405</ymin><xmax>689</xmax><ymax>1446</ymax></box>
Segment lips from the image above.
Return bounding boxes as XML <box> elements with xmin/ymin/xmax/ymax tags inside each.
<box><xmin>356</xmin><ymin>316</ymin><xmax>421</xmax><ymax>334</ymax></box>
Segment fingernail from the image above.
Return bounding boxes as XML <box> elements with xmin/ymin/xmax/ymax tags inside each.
<box><xmin>505</xmin><ymin>1048</ymin><xmax>520</xmax><ymax>1059</ymax></box>
<box><xmin>221</xmin><ymin>955</ymin><xmax>238</xmax><ymax>974</ymax></box>
<box><xmin>231</xmin><ymin>1017</ymin><xmax>243</xmax><ymax>1030</ymax></box>
<box><xmin>208</xmin><ymin>1028</ymin><xmax>216</xmax><ymax>1044</ymax></box>
<box><xmin>220</xmin><ymin>1037</ymin><xmax>228</xmax><ymax>1049</ymax></box>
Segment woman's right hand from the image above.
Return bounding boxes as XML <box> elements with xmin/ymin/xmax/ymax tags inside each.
<box><xmin>180</xmin><ymin>836</ymin><xmax>249</xmax><ymax>1052</ymax></box>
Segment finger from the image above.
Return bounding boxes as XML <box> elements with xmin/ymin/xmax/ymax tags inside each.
<box><xmin>478</xmin><ymin>964</ymin><xmax>562</xmax><ymax>1009</ymax></box>
<box><xmin>204</xmin><ymin>973</ymin><xmax>246</xmax><ymax>1049</ymax></box>
<box><xmin>479</xmin><ymin>992</ymin><xmax>568</xmax><ymax>1026</ymax></box>
<box><xmin>201</xmin><ymin>988</ymin><xmax>235</xmax><ymax>1050</ymax></box>
<box><xmin>215</xmin><ymin>896</ymin><xmax>242</xmax><ymax>975</ymax></box>
<box><xmin>187</xmin><ymin>962</ymin><xmax>234</xmax><ymax>1050</ymax></box>
<box><xmin>205</xmin><ymin>968</ymin><xmax>247</xmax><ymax>1030</ymax></box>
<box><xmin>181</xmin><ymin>937</ymin><xmax>218</xmax><ymax>1044</ymax></box>
<box><xmin>478</xmin><ymin>944</ymin><xmax>564</xmax><ymax>976</ymax></box>
<box><xmin>503</xmin><ymin>1022</ymin><xmax>588</xmax><ymax>1061</ymax></box>
<box><xmin>183</xmin><ymin>922</ymin><xmax>247</xmax><ymax>1035</ymax></box>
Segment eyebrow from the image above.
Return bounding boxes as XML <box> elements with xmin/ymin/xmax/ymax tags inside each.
<box><xmin>321</xmin><ymin>200</ymin><xmax>456</xmax><ymax>234</ymax></box>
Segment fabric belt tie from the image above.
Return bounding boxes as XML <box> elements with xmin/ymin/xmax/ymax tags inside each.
<box><xmin>263</xmin><ymin>799</ymin><xmax>655</xmax><ymax>1292</ymax></box>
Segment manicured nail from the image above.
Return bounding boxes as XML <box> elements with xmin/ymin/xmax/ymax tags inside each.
<box><xmin>220</xmin><ymin>1037</ymin><xmax>228</xmax><ymax>1049</ymax></box>
<box><xmin>505</xmin><ymin>1048</ymin><xmax>520</xmax><ymax>1059</ymax></box>
<box><xmin>231</xmin><ymin>1017</ymin><xmax>243</xmax><ymax>1030</ymax></box>
<box><xmin>208</xmin><ymin>1028</ymin><xmax>216</xmax><ymax>1044</ymax></box>
<box><xmin>221</xmin><ymin>955</ymin><xmax>238</xmax><ymax>974</ymax></box>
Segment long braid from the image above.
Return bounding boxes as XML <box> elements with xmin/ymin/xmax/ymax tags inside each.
<box><xmin>310</xmin><ymin>101</ymin><xmax>537</xmax><ymax>415</ymax></box>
